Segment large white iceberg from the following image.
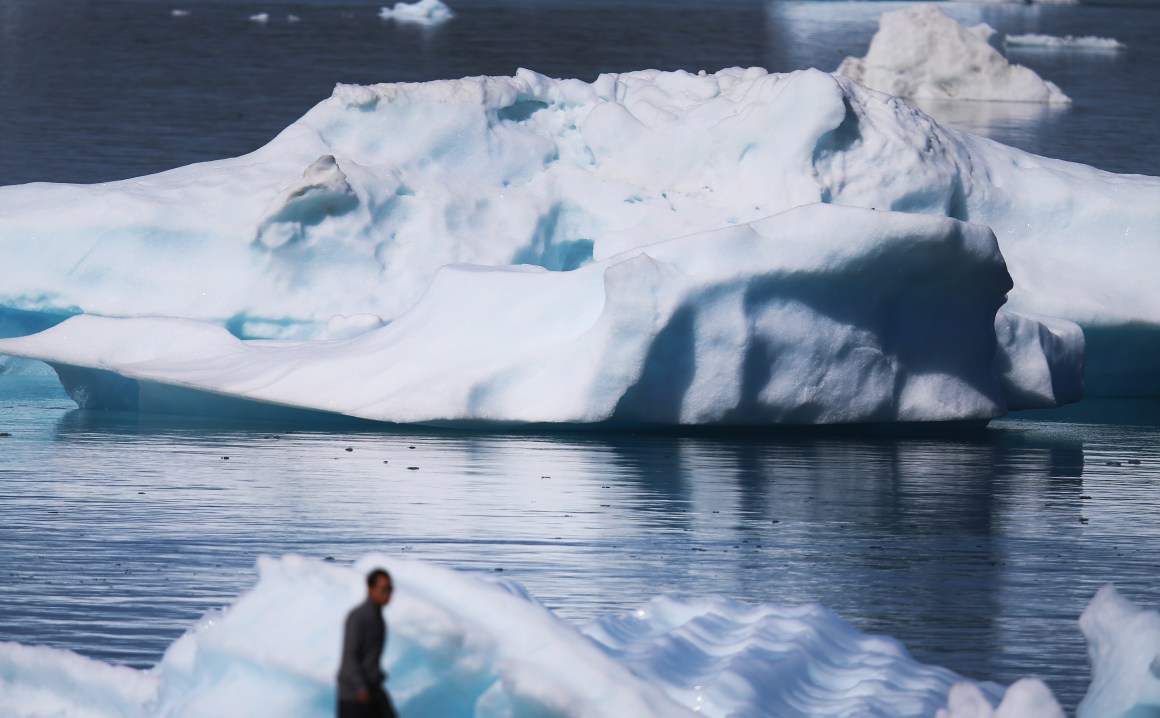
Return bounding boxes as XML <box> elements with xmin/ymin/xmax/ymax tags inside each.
<box><xmin>0</xmin><ymin>204</ymin><xmax>1082</xmax><ymax>425</ymax></box>
<box><xmin>836</xmin><ymin>5</ymin><xmax>1071</xmax><ymax>104</ymax></box>
<box><xmin>0</xmin><ymin>65</ymin><xmax>1157</xmax><ymax>402</ymax></box>
<box><xmin>2</xmin><ymin>555</ymin><xmax>1158</xmax><ymax>718</ymax></box>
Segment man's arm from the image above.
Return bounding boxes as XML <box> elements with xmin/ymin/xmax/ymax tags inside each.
<box><xmin>341</xmin><ymin>610</ymin><xmax>372</xmax><ymax>701</ymax></box>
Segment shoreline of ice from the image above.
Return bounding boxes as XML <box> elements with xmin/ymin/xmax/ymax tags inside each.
<box><xmin>2</xmin><ymin>554</ymin><xmax>1157</xmax><ymax>718</ymax></box>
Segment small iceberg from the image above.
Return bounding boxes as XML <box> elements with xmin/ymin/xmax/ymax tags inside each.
<box><xmin>1005</xmin><ymin>34</ymin><xmax>1127</xmax><ymax>51</ymax></box>
<box><xmin>249</xmin><ymin>13</ymin><xmax>269</xmax><ymax>24</ymax></box>
<box><xmin>836</xmin><ymin>4</ymin><xmax>1071</xmax><ymax>103</ymax></box>
<box><xmin>170</xmin><ymin>9</ymin><xmax>190</xmax><ymax>18</ymax></box>
<box><xmin>378</xmin><ymin>0</ymin><xmax>454</xmax><ymax>26</ymax></box>
<box><xmin>1</xmin><ymin>555</ymin><xmax>1159</xmax><ymax>717</ymax></box>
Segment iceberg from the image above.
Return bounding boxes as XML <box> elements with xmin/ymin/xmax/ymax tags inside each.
<box><xmin>1</xmin><ymin>555</ymin><xmax>1157</xmax><ymax>718</ymax></box>
<box><xmin>378</xmin><ymin>0</ymin><xmax>454</xmax><ymax>26</ymax></box>
<box><xmin>0</xmin><ymin>204</ymin><xmax>1082</xmax><ymax>425</ymax></box>
<box><xmin>1</xmin><ymin>65</ymin><xmax>1157</xmax><ymax>404</ymax></box>
<box><xmin>1004</xmin><ymin>34</ymin><xmax>1127</xmax><ymax>51</ymax></box>
<box><xmin>835</xmin><ymin>5</ymin><xmax>1071</xmax><ymax>104</ymax></box>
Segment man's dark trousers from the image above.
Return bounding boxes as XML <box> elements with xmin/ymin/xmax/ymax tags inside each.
<box><xmin>337</xmin><ymin>687</ymin><xmax>398</xmax><ymax>718</ymax></box>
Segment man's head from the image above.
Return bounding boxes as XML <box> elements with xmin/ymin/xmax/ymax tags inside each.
<box><xmin>366</xmin><ymin>568</ymin><xmax>393</xmax><ymax>607</ymax></box>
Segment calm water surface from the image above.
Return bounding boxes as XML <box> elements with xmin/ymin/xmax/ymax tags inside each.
<box><xmin>0</xmin><ymin>0</ymin><xmax>1158</xmax><ymax>185</ymax></box>
<box><xmin>3</xmin><ymin>377</ymin><xmax>1160</xmax><ymax>710</ymax></box>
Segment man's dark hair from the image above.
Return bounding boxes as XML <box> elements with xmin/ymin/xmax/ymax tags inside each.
<box><xmin>366</xmin><ymin>568</ymin><xmax>391</xmax><ymax>588</ymax></box>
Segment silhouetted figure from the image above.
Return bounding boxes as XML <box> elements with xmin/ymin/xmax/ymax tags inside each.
<box><xmin>337</xmin><ymin>568</ymin><xmax>398</xmax><ymax>718</ymax></box>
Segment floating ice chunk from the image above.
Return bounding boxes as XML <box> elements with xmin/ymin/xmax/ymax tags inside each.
<box><xmin>288</xmin><ymin>14</ymin><xmax>301</xmax><ymax>23</ymax></box>
<box><xmin>163</xmin><ymin>555</ymin><xmax>687</xmax><ymax>718</ymax></box>
<box><xmin>378</xmin><ymin>0</ymin><xmax>454</xmax><ymax>26</ymax></box>
<box><xmin>249</xmin><ymin>13</ymin><xmax>269</xmax><ymax>24</ymax></box>
<box><xmin>0</xmin><ymin>67</ymin><xmax>1155</xmax><ymax>391</ymax></box>
<box><xmin>836</xmin><ymin>5</ymin><xmax>1071</xmax><ymax>103</ymax></box>
<box><xmin>170</xmin><ymin>9</ymin><xmax>190</xmax><ymax>18</ymax></box>
<box><xmin>1005</xmin><ymin>34</ymin><xmax>1127</xmax><ymax>51</ymax></box>
<box><xmin>0</xmin><ymin>204</ymin><xmax>1084</xmax><ymax>426</ymax></box>
<box><xmin>0</xmin><ymin>641</ymin><xmax>157</xmax><ymax>718</ymax></box>
<box><xmin>937</xmin><ymin>679</ymin><xmax>1064</xmax><ymax>718</ymax></box>
<box><xmin>1076</xmin><ymin>584</ymin><xmax>1160</xmax><ymax>718</ymax></box>
<box><xmin>1</xmin><ymin>556</ymin><xmax>1157</xmax><ymax>718</ymax></box>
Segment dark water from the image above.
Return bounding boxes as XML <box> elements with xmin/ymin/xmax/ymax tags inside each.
<box><xmin>0</xmin><ymin>0</ymin><xmax>1158</xmax><ymax>187</ymax></box>
<box><xmin>3</xmin><ymin>377</ymin><xmax>1160</xmax><ymax>711</ymax></box>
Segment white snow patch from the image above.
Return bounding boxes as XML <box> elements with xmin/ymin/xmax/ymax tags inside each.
<box><xmin>836</xmin><ymin>5</ymin><xmax>1071</xmax><ymax>103</ymax></box>
<box><xmin>937</xmin><ymin>679</ymin><xmax>1064</xmax><ymax>718</ymax></box>
<box><xmin>1076</xmin><ymin>584</ymin><xmax>1160</xmax><ymax>717</ymax></box>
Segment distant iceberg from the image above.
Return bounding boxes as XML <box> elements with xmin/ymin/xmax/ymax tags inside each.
<box><xmin>836</xmin><ymin>5</ymin><xmax>1071</xmax><ymax>103</ymax></box>
<box><xmin>3</xmin><ymin>554</ymin><xmax>1159</xmax><ymax>718</ymax></box>
<box><xmin>378</xmin><ymin>0</ymin><xmax>454</xmax><ymax>26</ymax></box>
<box><xmin>1005</xmin><ymin>33</ymin><xmax>1127</xmax><ymax>51</ymax></box>
<box><xmin>1</xmin><ymin>66</ymin><xmax>1158</xmax><ymax>403</ymax></box>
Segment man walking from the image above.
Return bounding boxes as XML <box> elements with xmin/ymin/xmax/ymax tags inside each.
<box><xmin>337</xmin><ymin>568</ymin><xmax>398</xmax><ymax>718</ymax></box>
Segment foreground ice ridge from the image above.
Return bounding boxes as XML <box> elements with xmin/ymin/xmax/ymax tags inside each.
<box><xmin>0</xmin><ymin>64</ymin><xmax>1157</xmax><ymax>398</ymax></box>
<box><xmin>2</xmin><ymin>555</ymin><xmax>1159</xmax><ymax>718</ymax></box>
<box><xmin>0</xmin><ymin>204</ymin><xmax>1083</xmax><ymax>425</ymax></box>
<box><xmin>836</xmin><ymin>5</ymin><xmax>1070</xmax><ymax>104</ymax></box>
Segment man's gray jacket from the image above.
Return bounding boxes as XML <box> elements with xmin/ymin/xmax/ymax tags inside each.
<box><xmin>337</xmin><ymin>598</ymin><xmax>387</xmax><ymax>701</ymax></box>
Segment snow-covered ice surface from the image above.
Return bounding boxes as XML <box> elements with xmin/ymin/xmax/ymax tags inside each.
<box><xmin>836</xmin><ymin>5</ymin><xmax>1070</xmax><ymax>103</ymax></box>
<box><xmin>378</xmin><ymin>0</ymin><xmax>454</xmax><ymax>26</ymax></box>
<box><xmin>1</xmin><ymin>65</ymin><xmax>1158</xmax><ymax>408</ymax></box>
<box><xmin>0</xmin><ymin>203</ymin><xmax>1084</xmax><ymax>425</ymax></box>
<box><xmin>2</xmin><ymin>555</ymin><xmax>1158</xmax><ymax>718</ymax></box>
<box><xmin>1004</xmin><ymin>34</ymin><xmax>1127</xmax><ymax>51</ymax></box>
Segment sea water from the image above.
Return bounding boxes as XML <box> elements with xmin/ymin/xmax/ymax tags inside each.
<box><xmin>0</xmin><ymin>0</ymin><xmax>1157</xmax><ymax>186</ymax></box>
<box><xmin>2</xmin><ymin>0</ymin><xmax>1160</xmax><ymax>711</ymax></box>
<box><xmin>3</xmin><ymin>376</ymin><xmax>1160</xmax><ymax>710</ymax></box>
